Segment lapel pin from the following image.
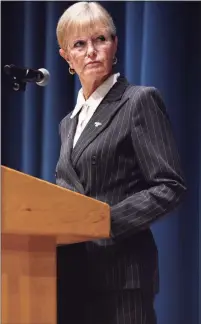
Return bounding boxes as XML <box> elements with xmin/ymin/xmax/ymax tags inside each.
<box><xmin>94</xmin><ymin>122</ymin><xmax>102</xmax><ymax>127</ymax></box>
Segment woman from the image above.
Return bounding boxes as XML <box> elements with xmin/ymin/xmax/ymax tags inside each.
<box><xmin>56</xmin><ymin>2</ymin><xmax>186</xmax><ymax>324</ymax></box>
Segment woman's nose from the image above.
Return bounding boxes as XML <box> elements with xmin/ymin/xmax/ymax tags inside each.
<box><xmin>86</xmin><ymin>41</ymin><xmax>96</xmax><ymax>57</ymax></box>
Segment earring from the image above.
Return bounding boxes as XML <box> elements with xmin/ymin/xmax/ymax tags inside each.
<box><xmin>113</xmin><ymin>57</ymin><xmax>117</xmax><ymax>65</ymax></box>
<box><xmin>69</xmin><ymin>67</ymin><xmax>75</xmax><ymax>75</ymax></box>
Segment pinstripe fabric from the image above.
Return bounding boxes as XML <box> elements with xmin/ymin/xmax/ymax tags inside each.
<box><xmin>56</xmin><ymin>76</ymin><xmax>186</xmax><ymax>296</ymax></box>
<box><xmin>86</xmin><ymin>289</ymin><xmax>157</xmax><ymax>324</ymax></box>
<box><xmin>57</xmin><ymin>281</ymin><xmax>156</xmax><ymax>324</ymax></box>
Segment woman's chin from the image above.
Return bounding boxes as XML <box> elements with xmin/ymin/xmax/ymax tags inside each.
<box><xmin>84</xmin><ymin>67</ymin><xmax>106</xmax><ymax>77</ymax></box>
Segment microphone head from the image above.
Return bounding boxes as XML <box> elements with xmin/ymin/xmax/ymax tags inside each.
<box><xmin>36</xmin><ymin>68</ymin><xmax>50</xmax><ymax>86</ymax></box>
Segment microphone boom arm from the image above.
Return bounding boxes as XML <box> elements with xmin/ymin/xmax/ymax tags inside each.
<box><xmin>3</xmin><ymin>64</ymin><xmax>49</xmax><ymax>92</ymax></box>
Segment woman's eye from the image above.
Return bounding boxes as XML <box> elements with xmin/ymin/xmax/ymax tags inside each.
<box><xmin>97</xmin><ymin>35</ymin><xmax>106</xmax><ymax>41</ymax></box>
<box><xmin>74</xmin><ymin>41</ymin><xmax>85</xmax><ymax>48</ymax></box>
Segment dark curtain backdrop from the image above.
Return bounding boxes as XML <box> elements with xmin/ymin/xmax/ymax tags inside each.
<box><xmin>1</xmin><ymin>1</ymin><xmax>201</xmax><ymax>324</ymax></box>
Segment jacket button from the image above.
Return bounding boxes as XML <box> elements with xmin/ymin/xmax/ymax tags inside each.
<box><xmin>91</xmin><ymin>155</ymin><xmax>96</xmax><ymax>165</ymax></box>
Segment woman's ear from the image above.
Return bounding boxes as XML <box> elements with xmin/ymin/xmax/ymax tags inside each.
<box><xmin>59</xmin><ymin>48</ymin><xmax>67</xmax><ymax>61</ymax></box>
<box><xmin>114</xmin><ymin>36</ymin><xmax>118</xmax><ymax>54</ymax></box>
<box><xmin>59</xmin><ymin>48</ymin><xmax>73</xmax><ymax>69</ymax></box>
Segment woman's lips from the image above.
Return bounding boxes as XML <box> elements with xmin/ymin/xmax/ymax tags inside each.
<box><xmin>86</xmin><ymin>61</ymin><xmax>101</xmax><ymax>66</ymax></box>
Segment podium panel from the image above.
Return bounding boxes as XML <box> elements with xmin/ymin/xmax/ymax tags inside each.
<box><xmin>2</xmin><ymin>234</ymin><xmax>56</xmax><ymax>324</ymax></box>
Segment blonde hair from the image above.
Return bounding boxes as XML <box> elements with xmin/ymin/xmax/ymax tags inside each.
<box><xmin>56</xmin><ymin>2</ymin><xmax>116</xmax><ymax>50</ymax></box>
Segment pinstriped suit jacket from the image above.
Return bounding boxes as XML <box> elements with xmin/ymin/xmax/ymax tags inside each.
<box><xmin>56</xmin><ymin>76</ymin><xmax>186</xmax><ymax>294</ymax></box>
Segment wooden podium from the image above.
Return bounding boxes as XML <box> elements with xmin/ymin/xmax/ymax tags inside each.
<box><xmin>1</xmin><ymin>166</ymin><xmax>110</xmax><ymax>324</ymax></box>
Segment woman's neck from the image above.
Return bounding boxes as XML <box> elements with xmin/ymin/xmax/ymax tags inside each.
<box><xmin>81</xmin><ymin>73</ymin><xmax>112</xmax><ymax>100</ymax></box>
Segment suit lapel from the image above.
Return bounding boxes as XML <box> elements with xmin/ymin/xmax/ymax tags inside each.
<box><xmin>62</xmin><ymin>115</ymin><xmax>85</xmax><ymax>194</ymax></box>
<box><xmin>71</xmin><ymin>77</ymin><xmax>130</xmax><ymax>167</ymax></box>
<box><xmin>65</xmin><ymin>115</ymin><xmax>78</xmax><ymax>158</ymax></box>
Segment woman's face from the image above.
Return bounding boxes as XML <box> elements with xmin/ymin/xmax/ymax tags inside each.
<box><xmin>60</xmin><ymin>22</ymin><xmax>118</xmax><ymax>83</ymax></box>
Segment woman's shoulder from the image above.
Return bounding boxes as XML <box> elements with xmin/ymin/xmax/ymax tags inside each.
<box><xmin>124</xmin><ymin>81</ymin><xmax>162</xmax><ymax>100</ymax></box>
<box><xmin>122</xmin><ymin>80</ymin><xmax>164</xmax><ymax>107</ymax></box>
<box><xmin>123</xmin><ymin>80</ymin><xmax>167</xmax><ymax>117</ymax></box>
<box><xmin>58</xmin><ymin>112</ymin><xmax>72</xmax><ymax>135</ymax></box>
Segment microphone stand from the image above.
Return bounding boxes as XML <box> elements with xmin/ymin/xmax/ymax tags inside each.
<box><xmin>4</xmin><ymin>65</ymin><xmax>28</xmax><ymax>91</ymax></box>
<box><xmin>11</xmin><ymin>77</ymin><xmax>27</xmax><ymax>92</ymax></box>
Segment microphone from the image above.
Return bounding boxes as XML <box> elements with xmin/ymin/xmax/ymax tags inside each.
<box><xmin>4</xmin><ymin>64</ymin><xmax>50</xmax><ymax>87</ymax></box>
